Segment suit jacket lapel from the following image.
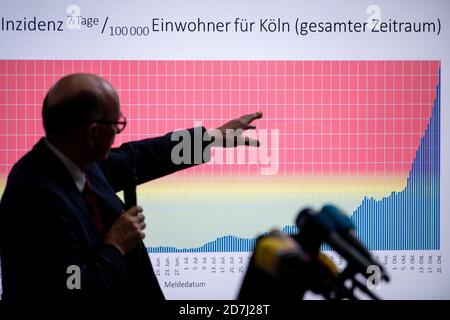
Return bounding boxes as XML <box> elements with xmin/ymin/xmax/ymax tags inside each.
<box><xmin>35</xmin><ymin>139</ymin><xmax>124</xmax><ymax>234</ymax></box>
<box><xmin>85</xmin><ymin>164</ymin><xmax>124</xmax><ymax>219</ymax></box>
<box><xmin>34</xmin><ymin>139</ymin><xmax>98</xmax><ymax>234</ymax></box>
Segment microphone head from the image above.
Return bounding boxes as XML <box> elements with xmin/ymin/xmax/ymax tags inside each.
<box><xmin>239</xmin><ymin>231</ymin><xmax>312</xmax><ymax>300</ymax></box>
<box><xmin>319</xmin><ymin>205</ymin><xmax>354</xmax><ymax>232</ymax></box>
<box><xmin>253</xmin><ymin>231</ymin><xmax>309</xmax><ymax>276</ymax></box>
<box><xmin>295</xmin><ymin>208</ymin><xmax>317</xmax><ymax>229</ymax></box>
<box><xmin>297</xmin><ymin>207</ymin><xmax>338</xmax><ymax>233</ymax></box>
<box><xmin>295</xmin><ymin>208</ymin><xmax>329</xmax><ymax>254</ymax></box>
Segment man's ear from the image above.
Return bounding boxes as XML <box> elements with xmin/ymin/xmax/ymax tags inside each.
<box><xmin>85</xmin><ymin>123</ymin><xmax>98</xmax><ymax>148</ymax></box>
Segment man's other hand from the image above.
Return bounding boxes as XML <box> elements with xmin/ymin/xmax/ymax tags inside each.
<box><xmin>105</xmin><ymin>206</ymin><xmax>146</xmax><ymax>255</ymax></box>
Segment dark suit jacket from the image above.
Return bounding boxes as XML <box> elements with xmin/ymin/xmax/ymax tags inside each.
<box><xmin>0</xmin><ymin>127</ymin><xmax>209</xmax><ymax>303</ymax></box>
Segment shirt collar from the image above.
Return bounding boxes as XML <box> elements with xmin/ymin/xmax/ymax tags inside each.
<box><xmin>45</xmin><ymin>139</ymin><xmax>86</xmax><ymax>193</ymax></box>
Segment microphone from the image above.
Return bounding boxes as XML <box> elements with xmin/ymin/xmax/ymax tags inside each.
<box><xmin>238</xmin><ymin>230</ymin><xmax>353</xmax><ymax>300</ymax></box>
<box><xmin>311</xmin><ymin>252</ymin><xmax>356</xmax><ymax>300</ymax></box>
<box><xmin>320</xmin><ymin>205</ymin><xmax>369</xmax><ymax>258</ymax></box>
<box><xmin>253</xmin><ymin>230</ymin><xmax>310</xmax><ymax>276</ymax></box>
<box><xmin>123</xmin><ymin>168</ymin><xmax>137</xmax><ymax>210</ymax></box>
<box><xmin>295</xmin><ymin>205</ymin><xmax>389</xmax><ymax>282</ymax></box>
<box><xmin>319</xmin><ymin>205</ymin><xmax>389</xmax><ymax>282</ymax></box>
<box><xmin>238</xmin><ymin>230</ymin><xmax>312</xmax><ymax>300</ymax></box>
<box><xmin>295</xmin><ymin>208</ymin><xmax>327</xmax><ymax>255</ymax></box>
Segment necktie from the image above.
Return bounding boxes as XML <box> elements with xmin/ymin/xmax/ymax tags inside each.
<box><xmin>82</xmin><ymin>178</ymin><xmax>104</xmax><ymax>236</ymax></box>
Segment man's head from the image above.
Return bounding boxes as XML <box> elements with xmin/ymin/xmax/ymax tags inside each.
<box><xmin>42</xmin><ymin>73</ymin><xmax>126</xmax><ymax>168</ymax></box>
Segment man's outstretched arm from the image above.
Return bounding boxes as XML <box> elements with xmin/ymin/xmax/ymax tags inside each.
<box><xmin>98</xmin><ymin>111</ymin><xmax>263</xmax><ymax>192</ymax></box>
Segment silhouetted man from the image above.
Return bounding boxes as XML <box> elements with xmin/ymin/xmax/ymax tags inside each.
<box><xmin>0</xmin><ymin>73</ymin><xmax>262</xmax><ymax>302</ymax></box>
